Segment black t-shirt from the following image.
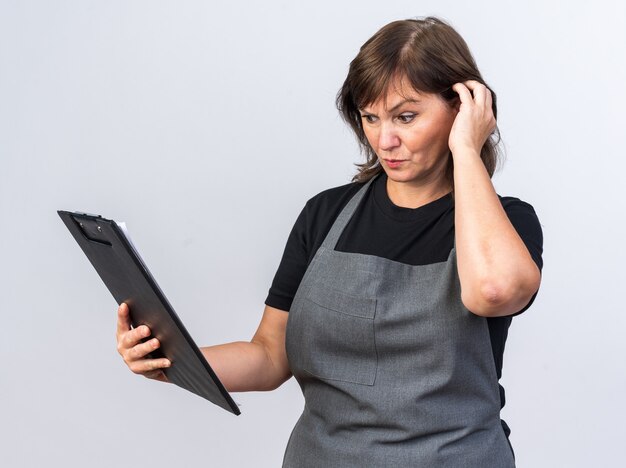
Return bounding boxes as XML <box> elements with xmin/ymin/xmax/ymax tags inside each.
<box><xmin>265</xmin><ymin>171</ymin><xmax>543</xmax><ymax>413</ymax></box>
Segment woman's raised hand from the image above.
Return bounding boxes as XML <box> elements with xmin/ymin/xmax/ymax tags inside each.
<box><xmin>448</xmin><ymin>80</ymin><xmax>497</xmax><ymax>156</ymax></box>
<box><xmin>116</xmin><ymin>303</ymin><xmax>171</xmax><ymax>383</ymax></box>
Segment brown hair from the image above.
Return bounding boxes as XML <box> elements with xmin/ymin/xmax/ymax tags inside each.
<box><xmin>336</xmin><ymin>16</ymin><xmax>501</xmax><ymax>185</ymax></box>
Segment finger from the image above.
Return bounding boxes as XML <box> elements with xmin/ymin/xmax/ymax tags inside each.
<box><xmin>130</xmin><ymin>337</ymin><xmax>162</xmax><ymax>360</ymax></box>
<box><xmin>116</xmin><ymin>303</ymin><xmax>132</xmax><ymax>337</ymax></box>
<box><xmin>472</xmin><ymin>83</ymin><xmax>495</xmax><ymax>125</ymax></box>
<box><xmin>452</xmin><ymin>82</ymin><xmax>473</xmax><ymax>105</ymax></box>
<box><xmin>122</xmin><ymin>324</ymin><xmax>151</xmax><ymax>350</ymax></box>
<box><xmin>129</xmin><ymin>358</ymin><xmax>171</xmax><ymax>375</ymax></box>
<box><xmin>485</xmin><ymin>86</ymin><xmax>493</xmax><ymax>112</ymax></box>
<box><xmin>462</xmin><ymin>79</ymin><xmax>483</xmax><ymax>91</ymax></box>
<box><xmin>463</xmin><ymin>80</ymin><xmax>487</xmax><ymax>106</ymax></box>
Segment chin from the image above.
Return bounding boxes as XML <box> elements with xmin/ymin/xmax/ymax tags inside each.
<box><xmin>383</xmin><ymin>169</ymin><xmax>421</xmax><ymax>184</ymax></box>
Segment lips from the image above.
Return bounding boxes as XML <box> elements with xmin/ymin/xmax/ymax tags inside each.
<box><xmin>384</xmin><ymin>159</ymin><xmax>407</xmax><ymax>168</ymax></box>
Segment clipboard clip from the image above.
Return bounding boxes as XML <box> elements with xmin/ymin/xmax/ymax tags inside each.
<box><xmin>70</xmin><ymin>213</ymin><xmax>112</xmax><ymax>246</ymax></box>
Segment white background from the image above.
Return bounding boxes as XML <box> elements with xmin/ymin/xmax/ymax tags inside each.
<box><xmin>1</xmin><ymin>1</ymin><xmax>624</xmax><ymax>466</ymax></box>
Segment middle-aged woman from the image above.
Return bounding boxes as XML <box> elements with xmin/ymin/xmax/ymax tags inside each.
<box><xmin>116</xmin><ymin>16</ymin><xmax>543</xmax><ymax>467</ymax></box>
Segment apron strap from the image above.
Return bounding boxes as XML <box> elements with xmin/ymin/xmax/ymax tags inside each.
<box><xmin>320</xmin><ymin>173</ymin><xmax>379</xmax><ymax>250</ymax></box>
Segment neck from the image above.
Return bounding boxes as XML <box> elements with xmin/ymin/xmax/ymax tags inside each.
<box><xmin>385</xmin><ymin>175</ymin><xmax>451</xmax><ymax>209</ymax></box>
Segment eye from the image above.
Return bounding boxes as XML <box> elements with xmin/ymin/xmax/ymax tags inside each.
<box><xmin>397</xmin><ymin>113</ymin><xmax>416</xmax><ymax>124</ymax></box>
<box><xmin>360</xmin><ymin>114</ymin><xmax>378</xmax><ymax>124</ymax></box>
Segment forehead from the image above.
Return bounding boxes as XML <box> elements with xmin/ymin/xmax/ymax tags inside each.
<box><xmin>361</xmin><ymin>75</ymin><xmax>439</xmax><ymax>111</ymax></box>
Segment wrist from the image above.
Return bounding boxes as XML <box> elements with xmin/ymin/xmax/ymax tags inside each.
<box><xmin>450</xmin><ymin>146</ymin><xmax>481</xmax><ymax>161</ymax></box>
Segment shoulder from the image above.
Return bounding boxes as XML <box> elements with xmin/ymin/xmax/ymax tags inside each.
<box><xmin>290</xmin><ymin>180</ymin><xmax>364</xmax><ymax>258</ymax></box>
<box><xmin>497</xmin><ymin>195</ymin><xmax>543</xmax><ymax>236</ymax></box>
<box><xmin>498</xmin><ymin>195</ymin><xmax>539</xmax><ymax>216</ymax></box>
<box><xmin>303</xmin><ymin>180</ymin><xmax>363</xmax><ymax>215</ymax></box>
<box><xmin>265</xmin><ymin>180</ymin><xmax>365</xmax><ymax>311</ymax></box>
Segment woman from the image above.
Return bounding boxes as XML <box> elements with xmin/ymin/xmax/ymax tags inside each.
<box><xmin>116</xmin><ymin>16</ymin><xmax>542</xmax><ymax>467</ymax></box>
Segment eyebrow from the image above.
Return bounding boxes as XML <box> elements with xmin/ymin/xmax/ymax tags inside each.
<box><xmin>360</xmin><ymin>98</ymin><xmax>421</xmax><ymax>114</ymax></box>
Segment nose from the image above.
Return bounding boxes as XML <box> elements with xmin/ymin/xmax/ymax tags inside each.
<box><xmin>378</xmin><ymin>123</ymin><xmax>400</xmax><ymax>152</ymax></box>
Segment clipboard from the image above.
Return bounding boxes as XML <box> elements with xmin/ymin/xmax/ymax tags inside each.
<box><xmin>58</xmin><ymin>210</ymin><xmax>241</xmax><ymax>415</ymax></box>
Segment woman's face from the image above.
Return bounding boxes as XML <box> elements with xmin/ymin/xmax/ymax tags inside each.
<box><xmin>359</xmin><ymin>76</ymin><xmax>458</xmax><ymax>190</ymax></box>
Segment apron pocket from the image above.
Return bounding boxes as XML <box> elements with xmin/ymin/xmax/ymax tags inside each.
<box><xmin>299</xmin><ymin>283</ymin><xmax>377</xmax><ymax>385</ymax></box>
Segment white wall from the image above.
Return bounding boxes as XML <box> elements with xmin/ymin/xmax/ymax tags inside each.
<box><xmin>1</xmin><ymin>1</ymin><xmax>624</xmax><ymax>466</ymax></box>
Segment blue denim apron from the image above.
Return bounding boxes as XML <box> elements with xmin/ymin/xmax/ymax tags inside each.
<box><xmin>283</xmin><ymin>175</ymin><xmax>515</xmax><ymax>467</ymax></box>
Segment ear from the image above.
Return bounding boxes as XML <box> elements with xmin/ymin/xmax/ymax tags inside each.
<box><xmin>445</xmin><ymin>93</ymin><xmax>461</xmax><ymax>113</ymax></box>
<box><xmin>452</xmin><ymin>96</ymin><xmax>461</xmax><ymax>112</ymax></box>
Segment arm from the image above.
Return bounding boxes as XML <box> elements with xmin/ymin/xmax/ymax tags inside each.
<box><xmin>200</xmin><ymin>305</ymin><xmax>291</xmax><ymax>392</ymax></box>
<box><xmin>116</xmin><ymin>303</ymin><xmax>292</xmax><ymax>392</ymax></box>
<box><xmin>449</xmin><ymin>81</ymin><xmax>541</xmax><ymax>317</ymax></box>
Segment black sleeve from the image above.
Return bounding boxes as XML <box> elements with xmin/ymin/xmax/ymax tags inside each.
<box><xmin>264</xmin><ymin>202</ymin><xmax>311</xmax><ymax>312</ymax></box>
<box><xmin>500</xmin><ymin>197</ymin><xmax>544</xmax><ymax>316</ymax></box>
<box><xmin>264</xmin><ymin>182</ymin><xmax>360</xmax><ymax>312</ymax></box>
